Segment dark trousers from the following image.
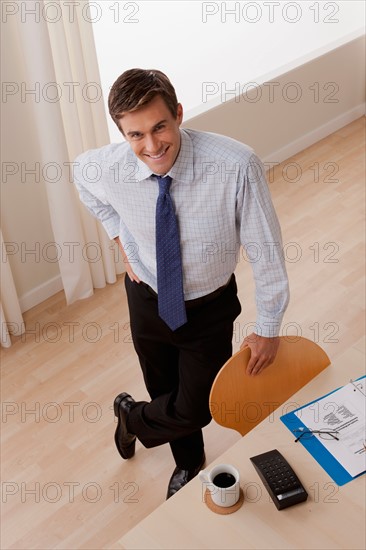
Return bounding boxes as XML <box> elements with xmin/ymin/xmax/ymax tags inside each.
<box><xmin>124</xmin><ymin>274</ymin><xmax>241</xmax><ymax>469</ymax></box>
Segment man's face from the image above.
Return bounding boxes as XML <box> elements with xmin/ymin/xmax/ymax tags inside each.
<box><xmin>119</xmin><ymin>94</ymin><xmax>183</xmax><ymax>175</ymax></box>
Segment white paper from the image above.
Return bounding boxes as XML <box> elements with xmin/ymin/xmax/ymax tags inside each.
<box><xmin>295</xmin><ymin>377</ymin><xmax>366</xmax><ymax>477</ymax></box>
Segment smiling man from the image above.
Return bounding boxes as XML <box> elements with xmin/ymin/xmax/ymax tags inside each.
<box><xmin>73</xmin><ymin>68</ymin><xmax>289</xmax><ymax>499</ymax></box>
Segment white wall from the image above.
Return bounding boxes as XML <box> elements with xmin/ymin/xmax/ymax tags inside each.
<box><xmin>184</xmin><ymin>36</ymin><xmax>365</xmax><ymax>162</ymax></box>
<box><xmin>91</xmin><ymin>0</ymin><xmax>365</xmax><ymax>143</ymax></box>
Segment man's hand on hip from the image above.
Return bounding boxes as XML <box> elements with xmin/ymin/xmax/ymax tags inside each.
<box><xmin>240</xmin><ymin>333</ymin><xmax>280</xmax><ymax>376</ymax></box>
<box><xmin>114</xmin><ymin>237</ymin><xmax>140</xmax><ymax>283</ymax></box>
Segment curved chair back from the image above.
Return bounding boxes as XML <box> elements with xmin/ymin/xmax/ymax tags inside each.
<box><xmin>209</xmin><ymin>336</ymin><xmax>331</xmax><ymax>436</ymax></box>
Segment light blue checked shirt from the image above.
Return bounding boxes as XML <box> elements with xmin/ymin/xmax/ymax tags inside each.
<box><xmin>74</xmin><ymin>129</ymin><xmax>289</xmax><ymax>336</ymax></box>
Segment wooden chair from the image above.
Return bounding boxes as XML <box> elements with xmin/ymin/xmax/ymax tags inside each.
<box><xmin>209</xmin><ymin>336</ymin><xmax>331</xmax><ymax>436</ymax></box>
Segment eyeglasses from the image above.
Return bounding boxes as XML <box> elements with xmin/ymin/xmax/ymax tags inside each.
<box><xmin>293</xmin><ymin>429</ymin><xmax>340</xmax><ymax>443</ymax></box>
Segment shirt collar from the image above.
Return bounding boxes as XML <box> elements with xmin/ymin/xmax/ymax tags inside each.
<box><xmin>126</xmin><ymin>129</ymin><xmax>194</xmax><ymax>184</ymax></box>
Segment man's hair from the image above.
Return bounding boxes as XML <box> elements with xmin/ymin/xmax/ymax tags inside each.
<box><xmin>108</xmin><ymin>68</ymin><xmax>179</xmax><ymax>132</ymax></box>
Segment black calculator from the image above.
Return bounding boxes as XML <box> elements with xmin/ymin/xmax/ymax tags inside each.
<box><xmin>250</xmin><ymin>449</ymin><xmax>308</xmax><ymax>510</ymax></box>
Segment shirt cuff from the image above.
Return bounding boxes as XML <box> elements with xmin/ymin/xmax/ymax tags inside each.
<box><xmin>254</xmin><ymin>315</ymin><xmax>284</xmax><ymax>338</ymax></box>
<box><xmin>101</xmin><ymin>216</ymin><xmax>120</xmax><ymax>240</ymax></box>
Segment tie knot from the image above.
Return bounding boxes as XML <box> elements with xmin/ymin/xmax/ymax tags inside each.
<box><xmin>156</xmin><ymin>175</ymin><xmax>172</xmax><ymax>195</ymax></box>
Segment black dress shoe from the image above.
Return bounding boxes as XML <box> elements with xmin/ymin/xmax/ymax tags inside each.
<box><xmin>114</xmin><ymin>393</ymin><xmax>136</xmax><ymax>459</ymax></box>
<box><xmin>166</xmin><ymin>453</ymin><xmax>206</xmax><ymax>499</ymax></box>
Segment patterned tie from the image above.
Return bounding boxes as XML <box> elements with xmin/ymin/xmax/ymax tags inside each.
<box><xmin>155</xmin><ymin>175</ymin><xmax>187</xmax><ymax>330</ymax></box>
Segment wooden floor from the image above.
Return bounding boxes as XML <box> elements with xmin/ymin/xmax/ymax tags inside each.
<box><xmin>1</xmin><ymin>117</ymin><xmax>365</xmax><ymax>549</ymax></box>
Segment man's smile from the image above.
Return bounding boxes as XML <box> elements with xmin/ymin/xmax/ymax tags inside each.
<box><xmin>144</xmin><ymin>146</ymin><xmax>169</xmax><ymax>160</ymax></box>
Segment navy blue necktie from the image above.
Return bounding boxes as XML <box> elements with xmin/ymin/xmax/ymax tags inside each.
<box><xmin>155</xmin><ymin>175</ymin><xmax>187</xmax><ymax>331</ymax></box>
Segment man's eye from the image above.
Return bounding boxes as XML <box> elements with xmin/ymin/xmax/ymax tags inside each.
<box><xmin>155</xmin><ymin>125</ymin><xmax>165</xmax><ymax>131</ymax></box>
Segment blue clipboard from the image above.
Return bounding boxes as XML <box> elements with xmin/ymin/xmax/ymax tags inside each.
<box><xmin>280</xmin><ymin>375</ymin><xmax>366</xmax><ymax>486</ymax></box>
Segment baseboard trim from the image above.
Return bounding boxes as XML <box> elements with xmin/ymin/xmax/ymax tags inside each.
<box><xmin>19</xmin><ymin>275</ymin><xmax>64</xmax><ymax>313</ymax></box>
<box><xmin>263</xmin><ymin>104</ymin><xmax>365</xmax><ymax>164</ymax></box>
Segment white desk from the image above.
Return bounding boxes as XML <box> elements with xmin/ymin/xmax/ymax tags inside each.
<box><xmin>120</xmin><ymin>348</ymin><xmax>365</xmax><ymax>550</ymax></box>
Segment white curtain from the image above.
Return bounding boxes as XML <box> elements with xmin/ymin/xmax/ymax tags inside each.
<box><xmin>1</xmin><ymin>230</ymin><xmax>25</xmax><ymax>347</ymax></box>
<box><xmin>1</xmin><ymin>0</ymin><xmax>123</xmax><ymax>347</ymax></box>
